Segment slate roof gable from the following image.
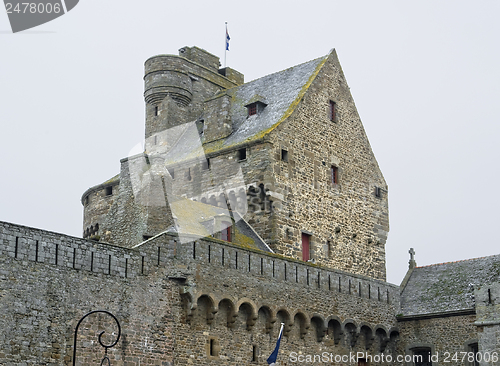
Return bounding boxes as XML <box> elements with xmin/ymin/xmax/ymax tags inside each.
<box><xmin>400</xmin><ymin>254</ymin><xmax>500</xmax><ymax>316</ymax></box>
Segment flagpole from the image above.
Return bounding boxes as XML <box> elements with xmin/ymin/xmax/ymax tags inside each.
<box><xmin>267</xmin><ymin>322</ymin><xmax>285</xmax><ymax>366</ymax></box>
<box><xmin>224</xmin><ymin>22</ymin><xmax>227</xmax><ymax>68</ymax></box>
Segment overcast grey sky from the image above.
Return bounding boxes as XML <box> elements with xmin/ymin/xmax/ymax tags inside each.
<box><xmin>1</xmin><ymin>0</ymin><xmax>499</xmax><ymax>284</ymax></box>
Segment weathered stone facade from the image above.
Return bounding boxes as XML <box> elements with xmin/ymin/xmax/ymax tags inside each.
<box><xmin>2</xmin><ymin>46</ymin><xmax>499</xmax><ymax>366</ymax></box>
<box><xmin>0</xmin><ymin>221</ymin><xmax>400</xmax><ymax>365</ymax></box>
<box><xmin>82</xmin><ymin>46</ymin><xmax>388</xmax><ymax>281</ymax></box>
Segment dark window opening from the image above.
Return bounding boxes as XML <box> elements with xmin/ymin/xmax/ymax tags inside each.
<box><xmin>186</xmin><ymin>167</ymin><xmax>192</xmax><ymax>181</ymax></box>
<box><xmin>221</xmin><ymin>222</ymin><xmax>232</xmax><ymax>242</ymax></box>
<box><xmin>375</xmin><ymin>186</ymin><xmax>382</xmax><ymax>198</ymax></box>
<box><xmin>302</xmin><ymin>233</ymin><xmax>311</xmax><ymax>261</ymax></box>
<box><xmin>209</xmin><ymin>338</ymin><xmax>216</xmax><ymax>356</ymax></box>
<box><xmin>202</xmin><ymin>158</ymin><xmax>210</xmax><ymax>170</ymax></box>
<box><xmin>252</xmin><ymin>345</ymin><xmax>258</xmax><ymax>362</ymax></box>
<box><xmin>281</xmin><ymin>149</ymin><xmax>288</xmax><ymax>162</ymax></box>
<box><xmin>154</xmin><ymin>105</ymin><xmax>159</xmax><ymax>116</ymax></box>
<box><xmin>413</xmin><ymin>348</ymin><xmax>432</xmax><ymax>366</ymax></box>
<box><xmin>168</xmin><ymin>168</ymin><xmax>175</xmax><ymax>179</ymax></box>
<box><xmin>238</xmin><ymin>148</ymin><xmax>247</xmax><ymax>161</ymax></box>
<box><xmin>329</xmin><ymin>100</ymin><xmax>336</xmax><ymax>121</ymax></box>
<box><xmin>468</xmin><ymin>343</ymin><xmax>479</xmax><ymax>366</ymax></box>
<box><xmin>247</xmin><ymin>103</ymin><xmax>257</xmax><ymax>116</ymax></box>
<box><xmin>331</xmin><ymin>166</ymin><xmax>338</xmax><ymax>185</ymax></box>
<box><xmin>105</xmin><ymin>186</ymin><xmax>113</xmax><ymax>196</ymax></box>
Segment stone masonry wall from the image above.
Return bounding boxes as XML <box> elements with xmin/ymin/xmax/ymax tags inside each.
<box><xmin>0</xmin><ymin>220</ymin><xmax>399</xmax><ymax>365</ymax></box>
<box><xmin>398</xmin><ymin>314</ymin><xmax>479</xmax><ymax>366</ymax></box>
<box><xmin>0</xmin><ymin>221</ymin><xmax>175</xmax><ymax>366</ymax></box>
<box><xmin>267</xmin><ymin>51</ymin><xmax>389</xmax><ymax>280</ymax></box>
<box><xmin>475</xmin><ymin>283</ymin><xmax>500</xmax><ymax>366</ymax></box>
<box><xmin>162</xmin><ymin>234</ymin><xmax>400</xmax><ymax>365</ymax></box>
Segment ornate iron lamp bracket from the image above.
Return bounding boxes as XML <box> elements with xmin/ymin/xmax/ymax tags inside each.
<box><xmin>73</xmin><ymin>310</ymin><xmax>121</xmax><ymax>366</ymax></box>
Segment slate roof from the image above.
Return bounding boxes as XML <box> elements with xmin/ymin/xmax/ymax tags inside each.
<box><xmin>211</xmin><ymin>54</ymin><xmax>328</xmax><ymax>148</ymax></box>
<box><xmin>133</xmin><ymin>196</ymin><xmax>272</xmax><ymax>253</ymax></box>
<box><xmin>400</xmin><ymin>254</ymin><xmax>500</xmax><ymax>316</ymax></box>
<box><xmin>161</xmin><ymin>54</ymin><xmax>329</xmax><ymax>164</ymax></box>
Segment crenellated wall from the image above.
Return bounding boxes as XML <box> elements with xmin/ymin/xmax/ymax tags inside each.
<box><xmin>0</xmin><ymin>220</ymin><xmax>400</xmax><ymax>365</ymax></box>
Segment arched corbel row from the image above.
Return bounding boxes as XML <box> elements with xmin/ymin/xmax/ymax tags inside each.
<box><xmin>375</xmin><ymin>325</ymin><xmax>390</xmax><ymax>353</ymax></box>
<box><xmin>343</xmin><ymin>320</ymin><xmax>359</xmax><ymax>348</ymax></box>
<box><xmin>311</xmin><ymin>314</ymin><xmax>327</xmax><ymax>342</ymax></box>
<box><xmin>179</xmin><ymin>287</ymin><xmax>195</xmax><ymax>323</ymax></box>
<box><xmin>276</xmin><ymin>308</ymin><xmax>292</xmax><ymax>337</ymax></box>
<box><xmin>218</xmin><ymin>297</ymin><xmax>238</xmax><ymax>328</ymax></box>
<box><xmin>359</xmin><ymin>323</ymin><xmax>374</xmax><ymax>350</ymax></box>
<box><xmin>236</xmin><ymin>298</ymin><xmax>258</xmax><ymax>330</ymax></box>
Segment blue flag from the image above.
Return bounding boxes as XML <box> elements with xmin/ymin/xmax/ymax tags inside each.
<box><xmin>267</xmin><ymin>323</ymin><xmax>284</xmax><ymax>365</ymax></box>
<box><xmin>226</xmin><ymin>26</ymin><xmax>230</xmax><ymax>51</ymax></box>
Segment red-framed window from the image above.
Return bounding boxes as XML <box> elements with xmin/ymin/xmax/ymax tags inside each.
<box><xmin>301</xmin><ymin>233</ymin><xmax>311</xmax><ymax>261</ymax></box>
<box><xmin>221</xmin><ymin>221</ymin><xmax>232</xmax><ymax>242</ymax></box>
<box><xmin>247</xmin><ymin>103</ymin><xmax>257</xmax><ymax>116</ymax></box>
<box><xmin>331</xmin><ymin>166</ymin><xmax>338</xmax><ymax>185</ymax></box>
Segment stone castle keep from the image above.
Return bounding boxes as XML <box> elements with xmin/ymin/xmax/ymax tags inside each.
<box><xmin>0</xmin><ymin>46</ymin><xmax>499</xmax><ymax>365</ymax></box>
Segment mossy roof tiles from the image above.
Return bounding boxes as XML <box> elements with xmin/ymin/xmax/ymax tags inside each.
<box><xmin>400</xmin><ymin>254</ymin><xmax>500</xmax><ymax>316</ymax></box>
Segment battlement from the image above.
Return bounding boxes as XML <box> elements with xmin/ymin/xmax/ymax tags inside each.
<box><xmin>0</xmin><ymin>220</ymin><xmax>398</xmax><ymax>304</ymax></box>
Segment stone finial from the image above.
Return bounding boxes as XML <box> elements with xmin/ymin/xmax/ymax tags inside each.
<box><xmin>409</xmin><ymin>248</ymin><xmax>416</xmax><ymax>269</ymax></box>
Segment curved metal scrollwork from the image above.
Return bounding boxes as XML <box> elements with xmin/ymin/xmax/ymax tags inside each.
<box><xmin>73</xmin><ymin>310</ymin><xmax>121</xmax><ymax>366</ymax></box>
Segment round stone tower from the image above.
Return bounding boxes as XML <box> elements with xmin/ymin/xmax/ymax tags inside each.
<box><xmin>143</xmin><ymin>46</ymin><xmax>243</xmax><ymax>139</ymax></box>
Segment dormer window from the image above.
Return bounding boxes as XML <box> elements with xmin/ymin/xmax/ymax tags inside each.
<box><xmin>245</xmin><ymin>97</ymin><xmax>267</xmax><ymax>117</ymax></box>
<box><xmin>247</xmin><ymin>103</ymin><xmax>257</xmax><ymax>116</ymax></box>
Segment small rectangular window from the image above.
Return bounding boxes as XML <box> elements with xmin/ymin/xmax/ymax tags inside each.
<box><xmin>301</xmin><ymin>233</ymin><xmax>311</xmax><ymax>261</ymax></box>
<box><xmin>154</xmin><ymin>105</ymin><xmax>159</xmax><ymax>116</ymax></box>
<box><xmin>105</xmin><ymin>186</ymin><xmax>113</xmax><ymax>196</ymax></box>
<box><xmin>209</xmin><ymin>338</ymin><xmax>218</xmax><ymax>357</ymax></box>
<box><xmin>467</xmin><ymin>343</ymin><xmax>479</xmax><ymax>366</ymax></box>
<box><xmin>281</xmin><ymin>149</ymin><xmax>288</xmax><ymax>162</ymax></box>
<box><xmin>375</xmin><ymin>186</ymin><xmax>381</xmax><ymax>198</ymax></box>
<box><xmin>247</xmin><ymin>103</ymin><xmax>257</xmax><ymax>116</ymax></box>
<box><xmin>202</xmin><ymin>158</ymin><xmax>210</xmax><ymax>170</ymax></box>
<box><xmin>331</xmin><ymin>166</ymin><xmax>338</xmax><ymax>185</ymax></box>
<box><xmin>413</xmin><ymin>348</ymin><xmax>432</xmax><ymax>366</ymax></box>
<box><xmin>238</xmin><ymin>148</ymin><xmax>247</xmax><ymax>161</ymax></box>
<box><xmin>221</xmin><ymin>222</ymin><xmax>232</xmax><ymax>242</ymax></box>
<box><xmin>329</xmin><ymin>100</ymin><xmax>336</xmax><ymax>121</ymax></box>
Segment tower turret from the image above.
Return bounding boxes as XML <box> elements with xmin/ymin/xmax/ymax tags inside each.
<box><xmin>143</xmin><ymin>46</ymin><xmax>243</xmax><ymax>139</ymax></box>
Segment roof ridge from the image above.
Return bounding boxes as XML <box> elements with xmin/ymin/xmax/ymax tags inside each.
<box><xmin>225</xmin><ymin>54</ymin><xmax>328</xmax><ymax>92</ymax></box>
<box><xmin>415</xmin><ymin>253</ymin><xmax>500</xmax><ymax>268</ymax></box>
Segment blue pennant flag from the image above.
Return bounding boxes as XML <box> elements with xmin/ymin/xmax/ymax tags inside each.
<box><xmin>226</xmin><ymin>26</ymin><xmax>230</xmax><ymax>51</ymax></box>
<box><xmin>267</xmin><ymin>323</ymin><xmax>284</xmax><ymax>365</ymax></box>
